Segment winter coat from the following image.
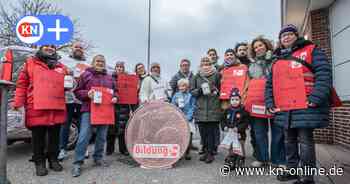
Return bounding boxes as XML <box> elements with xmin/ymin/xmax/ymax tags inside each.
<box><xmin>190</xmin><ymin>71</ymin><xmax>223</xmax><ymax>123</ymax></box>
<box><xmin>171</xmin><ymin>91</ymin><xmax>196</xmax><ymax>122</ymax></box>
<box><xmin>74</xmin><ymin>67</ymin><xmax>116</xmax><ymax>112</ymax></box>
<box><xmin>265</xmin><ymin>38</ymin><xmax>332</xmax><ymax>129</ymax></box>
<box><xmin>222</xmin><ymin>105</ymin><xmax>249</xmax><ymax>132</ymax></box>
<box><xmin>139</xmin><ymin>74</ymin><xmax>169</xmax><ymax>103</ymax></box>
<box><xmin>13</xmin><ymin>56</ymin><xmax>68</xmax><ymax>128</ymax></box>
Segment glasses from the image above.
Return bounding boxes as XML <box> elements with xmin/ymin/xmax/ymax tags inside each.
<box><xmin>95</xmin><ymin>60</ymin><xmax>105</xmax><ymax>63</ymax></box>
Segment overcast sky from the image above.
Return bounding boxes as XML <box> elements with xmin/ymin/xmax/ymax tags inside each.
<box><xmin>7</xmin><ymin>0</ymin><xmax>281</xmax><ymax>80</ymax></box>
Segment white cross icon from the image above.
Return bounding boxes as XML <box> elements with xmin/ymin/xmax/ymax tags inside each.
<box><xmin>47</xmin><ymin>19</ymin><xmax>69</xmax><ymax>41</ymax></box>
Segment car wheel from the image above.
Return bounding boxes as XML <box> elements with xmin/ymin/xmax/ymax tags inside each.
<box><xmin>66</xmin><ymin>121</ymin><xmax>79</xmax><ymax>150</ymax></box>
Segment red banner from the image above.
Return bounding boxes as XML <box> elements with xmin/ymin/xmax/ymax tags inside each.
<box><xmin>33</xmin><ymin>67</ymin><xmax>65</xmax><ymax>110</ymax></box>
<box><xmin>220</xmin><ymin>65</ymin><xmax>248</xmax><ymax>100</ymax></box>
<box><xmin>116</xmin><ymin>74</ymin><xmax>139</xmax><ymax>104</ymax></box>
<box><xmin>273</xmin><ymin>60</ymin><xmax>308</xmax><ymax>111</ymax></box>
<box><xmin>244</xmin><ymin>78</ymin><xmax>272</xmax><ymax>118</ymax></box>
<box><xmin>91</xmin><ymin>86</ymin><xmax>115</xmax><ymax>125</ymax></box>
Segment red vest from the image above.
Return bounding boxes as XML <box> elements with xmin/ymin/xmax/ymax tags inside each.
<box><xmin>220</xmin><ymin>64</ymin><xmax>248</xmax><ymax>100</ymax></box>
<box><xmin>245</xmin><ymin>78</ymin><xmax>273</xmax><ymax>118</ymax></box>
<box><xmin>272</xmin><ymin>44</ymin><xmax>315</xmax><ymax>111</ymax></box>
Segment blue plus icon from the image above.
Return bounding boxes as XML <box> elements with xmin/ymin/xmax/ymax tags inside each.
<box><xmin>47</xmin><ymin>19</ymin><xmax>69</xmax><ymax>41</ymax></box>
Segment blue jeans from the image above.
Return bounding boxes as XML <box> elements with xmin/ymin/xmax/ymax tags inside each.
<box><xmin>250</xmin><ymin>117</ymin><xmax>286</xmax><ymax>165</ymax></box>
<box><xmin>285</xmin><ymin>128</ymin><xmax>316</xmax><ymax>181</ymax></box>
<box><xmin>74</xmin><ymin>112</ymin><xmax>108</xmax><ymax>165</ymax></box>
<box><xmin>59</xmin><ymin>103</ymin><xmax>81</xmax><ymax>150</ymax></box>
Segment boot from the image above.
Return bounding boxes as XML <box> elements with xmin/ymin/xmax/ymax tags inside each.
<box><xmin>35</xmin><ymin>160</ymin><xmax>48</xmax><ymax>176</ymax></box>
<box><xmin>49</xmin><ymin>159</ymin><xmax>63</xmax><ymax>172</ymax></box>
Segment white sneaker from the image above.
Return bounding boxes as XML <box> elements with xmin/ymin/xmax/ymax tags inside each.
<box><xmin>250</xmin><ymin>161</ymin><xmax>264</xmax><ymax>167</ymax></box>
<box><xmin>85</xmin><ymin>150</ymin><xmax>89</xmax><ymax>159</ymax></box>
<box><xmin>57</xmin><ymin>149</ymin><xmax>68</xmax><ymax>161</ymax></box>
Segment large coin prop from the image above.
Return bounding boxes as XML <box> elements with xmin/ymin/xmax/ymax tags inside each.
<box><xmin>125</xmin><ymin>101</ymin><xmax>190</xmax><ymax>169</ymax></box>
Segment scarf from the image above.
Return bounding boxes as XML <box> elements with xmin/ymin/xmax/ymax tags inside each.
<box><xmin>223</xmin><ymin>58</ymin><xmax>240</xmax><ymax>68</ymax></box>
<box><xmin>199</xmin><ymin>64</ymin><xmax>216</xmax><ymax>77</ymax></box>
<box><xmin>35</xmin><ymin>50</ymin><xmax>59</xmax><ymax>69</ymax></box>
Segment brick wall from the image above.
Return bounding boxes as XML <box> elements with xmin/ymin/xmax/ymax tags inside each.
<box><xmin>310</xmin><ymin>8</ymin><xmax>350</xmax><ymax>149</ymax></box>
<box><xmin>310</xmin><ymin>8</ymin><xmax>334</xmax><ymax>144</ymax></box>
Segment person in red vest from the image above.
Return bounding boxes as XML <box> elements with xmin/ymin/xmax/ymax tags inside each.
<box><xmin>265</xmin><ymin>24</ymin><xmax>332</xmax><ymax>184</ymax></box>
<box><xmin>247</xmin><ymin>37</ymin><xmax>285</xmax><ymax>168</ymax></box>
<box><xmin>12</xmin><ymin>45</ymin><xmax>68</xmax><ymax>176</ymax></box>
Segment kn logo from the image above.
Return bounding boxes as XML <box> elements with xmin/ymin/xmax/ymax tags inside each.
<box><xmin>16</xmin><ymin>15</ymin><xmax>73</xmax><ymax>45</ymax></box>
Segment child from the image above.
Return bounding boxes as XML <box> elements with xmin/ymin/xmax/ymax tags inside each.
<box><xmin>171</xmin><ymin>78</ymin><xmax>196</xmax><ymax>160</ymax></box>
<box><xmin>222</xmin><ymin>88</ymin><xmax>249</xmax><ymax>169</ymax></box>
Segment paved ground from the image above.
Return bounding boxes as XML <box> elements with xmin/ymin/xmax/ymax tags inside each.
<box><xmin>5</xmin><ymin>133</ymin><xmax>347</xmax><ymax>184</ymax></box>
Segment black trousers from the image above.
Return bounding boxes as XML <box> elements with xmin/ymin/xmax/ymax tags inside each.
<box><xmin>31</xmin><ymin>125</ymin><xmax>61</xmax><ymax>163</ymax></box>
<box><xmin>198</xmin><ymin>122</ymin><xmax>220</xmax><ymax>155</ymax></box>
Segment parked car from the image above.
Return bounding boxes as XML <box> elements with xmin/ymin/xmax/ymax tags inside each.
<box><xmin>0</xmin><ymin>46</ymin><xmax>79</xmax><ymax>150</ymax></box>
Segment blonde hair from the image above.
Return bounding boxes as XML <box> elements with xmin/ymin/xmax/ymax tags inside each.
<box><xmin>177</xmin><ymin>78</ymin><xmax>190</xmax><ymax>87</ymax></box>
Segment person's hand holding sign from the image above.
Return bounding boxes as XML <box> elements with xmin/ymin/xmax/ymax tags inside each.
<box><xmin>88</xmin><ymin>89</ymin><xmax>95</xmax><ymax>99</ymax></box>
<box><xmin>111</xmin><ymin>97</ymin><xmax>118</xmax><ymax>104</ymax></box>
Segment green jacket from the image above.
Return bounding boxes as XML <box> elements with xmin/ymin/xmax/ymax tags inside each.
<box><xmin>190</xmin><ymin>72</ymin><xmax>222</xmax><ymax>123</ymax></box>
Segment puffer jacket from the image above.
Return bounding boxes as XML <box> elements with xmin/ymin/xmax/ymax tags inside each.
<box><xmin>265</xmin><ymin>38</ymin><xmax>332</xmax><ymax>129</ymax></box>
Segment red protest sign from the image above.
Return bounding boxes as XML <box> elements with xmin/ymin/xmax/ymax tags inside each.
<box><xmin>273</xmin><ymin>60</ymin><xmax>308</xmax><ymax>111</ymax></box>
<box><xmin>244</xmin><ymin>78</ymin><xmax>272</xmax><ymax>118</ymax></box>
<box><xmin>33</xmin><ymin>67</ymin><xmax>65</xmax><ymax>110</ymax></box>
<box><xmin>116</xmin><ymin>74</ymin><xmax>139</xmax><ymax>104</ymax></box>
<box><xmin>220</xmin><ymin>65</ymin><xmax>248</xmax><ymax>100</ymax></box>
<box><xmin>91</xmin><ymin>86</ymin><xmax>115</xmax><ymax>125</ymax></box>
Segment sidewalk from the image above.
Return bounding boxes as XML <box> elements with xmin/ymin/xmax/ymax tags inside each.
<box><xmin>316</xmin><ymin>144</ymin><xmax>350</xmax><ymax>184</ymax></box>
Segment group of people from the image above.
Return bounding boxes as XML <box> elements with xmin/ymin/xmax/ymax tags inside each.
<box><xmin>11</xmin><ymin>24</ymin><xmax>332</xmax><ymax>184</ymax></box>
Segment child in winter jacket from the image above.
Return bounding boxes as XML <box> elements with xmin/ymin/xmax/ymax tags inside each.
<box><xmin>222</xmin><ymin>88</ymin><xmax>249</xmax><ymax>169</ymax></box>
<box><xmin>171</xmin><ymin>78</ymin><xmax>196</xmax><ymax>160</ymax></box>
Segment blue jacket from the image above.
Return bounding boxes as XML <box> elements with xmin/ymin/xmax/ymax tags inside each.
<box><xmin>265</xmin><ymin>38</ymin><xmax>332</xmax><ymax>129</ymax></box>
<box><xmin>171</xmin><ymin>91</ymin><xmax>196</xmax><ymax>122</ymax></box>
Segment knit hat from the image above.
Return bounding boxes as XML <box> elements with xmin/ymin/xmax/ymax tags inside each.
<box><xmin>279</xmin><ymin>24</ymin><xmax>299</xmax><ymax>39</ymax></box>
<box><xmin>230</xmin><ymin>88</ymin><xmax>241</xmax><ymax>98</ymax></box>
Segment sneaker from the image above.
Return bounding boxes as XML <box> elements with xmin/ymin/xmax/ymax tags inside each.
<box><xmin>49</xmin><ymin>160</ymin><xmax>63</xmax><ymax>172</ymax></box>
<box><xmin>250</xmin><ymin>161</ymin><xmax>264</xmax><ymax>167</ymax></box>
<box><xmin>94</xmin><ymin>160</ymin><xmax>110</xmax><ymax>167</ymax></box>
<box><xmin>57</xmin><ymin>149</ymin><xmax>68</xmax><ymax>161</ymax></box>
<box><xmin>71</xmin><ymin>164</ymin><xmax>81</xmax><ymax>177</ymax></box>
